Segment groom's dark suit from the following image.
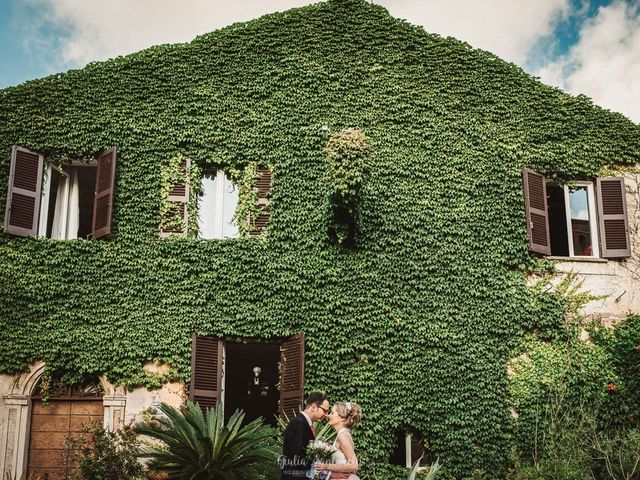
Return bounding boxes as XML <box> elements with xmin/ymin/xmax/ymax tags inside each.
<box><xmin>281</xmin><ymin>413</ymin><xmax>315</xmax><ymax>479</ymax></box>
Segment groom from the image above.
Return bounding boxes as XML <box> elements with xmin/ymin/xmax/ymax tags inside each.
<box><xmin>281</xmin><ymin>392</ymin><xmax>329</xmax><ymax>479</ymax></box>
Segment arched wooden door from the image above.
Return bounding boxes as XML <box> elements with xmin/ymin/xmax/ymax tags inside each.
<box><xmin>28</xmin><ymin>381</ymin><xmax>103</xmax><ymax>480</ymax></box>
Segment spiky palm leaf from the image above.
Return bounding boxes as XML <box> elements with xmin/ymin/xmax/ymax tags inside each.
<box><xmin>134</xmin><ymin>401</ymin><xmax>279</xmax><ymax>480</ymax></box>
<box><xmin>407</xmin><ymin>456</ymin><xmax>442</xmax><ymax>480</ymax></box>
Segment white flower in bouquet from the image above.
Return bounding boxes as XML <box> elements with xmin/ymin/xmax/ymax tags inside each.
<box><xmin>306</xmin><ymin>438</ymin><xmax>336</xmax><ymax>463</ymax></box>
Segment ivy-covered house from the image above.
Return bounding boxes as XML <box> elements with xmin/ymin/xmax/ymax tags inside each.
<box><xmin>1</xmin><ymin>0</ymin><xmax>639</xmax><ymax>478</ymax></box>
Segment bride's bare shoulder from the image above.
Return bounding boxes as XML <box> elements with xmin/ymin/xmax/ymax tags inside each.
<box><xmin>337</xmin><ymin>428</ymin><xmax>354</xmax><ymax>443</ymax></box>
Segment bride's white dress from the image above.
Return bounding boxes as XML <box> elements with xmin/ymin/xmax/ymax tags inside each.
<box><xmin>331</xmin><ymin>427</ymin><xmax>349</xmax><ymax>464</ymax></box>
<box><xmin>330</xmin><ymin>428</ymin><xmax>360</xmax><ymax>479</ymax></box>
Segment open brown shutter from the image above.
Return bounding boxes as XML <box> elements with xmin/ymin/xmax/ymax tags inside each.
<box><xmin>92</xmin><ymin>148</ymin><xmax>117</xmax><ymax>238</ymax></box>
<box><xmin>248</xmin><ymin>166</ymin><xmax>271</xmax><ymax>236</ymax></box>
<box><xmin>279</xmin><ymin>333</ymin><xmax>304</xmax><ymax>418</ymax></box>
<box><xmin>190</xmin><ymin>335</ymin><xmax>223</xmax><ymax>414</ymax></box>
<box><xmin>522</xmin><ymin>168</ymin><xmax>551</xmax><ymax>255</ymax></box>
<box><xmin>159</xmin><ymin>158</ymin><xmax>190</xmax><ymax>237</ymax></box>
<box><xmin>596</xmin><ymin>177</ymin><xmax>630</xmax><ymax>258</ymax></box>
<box><xmin>4</xmin><ymin>146</ymin><xmax>44</xmax><ymax>237</ymax></box>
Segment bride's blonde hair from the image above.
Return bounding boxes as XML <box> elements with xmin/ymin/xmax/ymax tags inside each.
<box><xmin>334</xmin><ymin>401</ymin><xmax>361</xmax><ymax>428</ymax></box>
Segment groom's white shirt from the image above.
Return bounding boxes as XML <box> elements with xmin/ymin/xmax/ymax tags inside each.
<box><xmin>301</xmin><ymin>411</ymin><xmax>312</xmax><ymax>426</ymax></box>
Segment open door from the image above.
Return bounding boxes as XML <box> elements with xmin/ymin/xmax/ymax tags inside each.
<box><xmin>279</xmin><ymin>333</ymin><xmax>305</xmax><ymax>418</ymax></box>
<box><xmin>189</xmin><ymin>335</ymin><xmax>223</xmax><ymax>414</ymax></box>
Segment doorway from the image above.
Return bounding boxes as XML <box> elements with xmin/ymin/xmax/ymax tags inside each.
<box><xmin>27</xmin><ymin>381</ymin><xmax>103</xmax><ymax>480</ymax></box>
<box><xmin>224</xmin><ymin>341</ymin><xmax>280</xmax><ymax>426</ymax></box>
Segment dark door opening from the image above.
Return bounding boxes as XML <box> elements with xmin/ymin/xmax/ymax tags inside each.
<box><xmin>224</xmin><ymin>341</ymin><xmax>280</xmax><ymax>426</ymax></box>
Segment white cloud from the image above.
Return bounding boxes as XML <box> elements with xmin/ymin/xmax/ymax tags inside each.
<box><xmin>23</xmin><ymin>0</ymin><xmax>313</xmax><ymax>66</ymax></box>
<box><xmin>21</xmin><ymin>0</ymin><xmax>571</xmax><ymax>69</ymax></box>
<box><xmin>537</xmin><ymin>1</ymin><xmax>640</xmax><ymax>123</ymax></box>
<box><xmin>376</xmin><ymin>0</ymin><xmax>570</xmax><ymax>64</ymax></box>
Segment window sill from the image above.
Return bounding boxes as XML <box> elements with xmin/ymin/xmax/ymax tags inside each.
<box><xmin>548</xmin><ymin>256</ymin><xmax>608</xmax><ymax>264</ymax></box>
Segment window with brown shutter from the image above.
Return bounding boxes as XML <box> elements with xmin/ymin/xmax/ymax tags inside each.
<box><xmin>92</xmin><ymin>148</ymin><xmax>117</xmax><ymax>238</ymax></box>
<box><xmin>4</xmin><ymin>146</ymin><xmax>44</xmax><ymax>237</ymax></box>
<box><xmin>597</xmin><ymin>177</ymin><xmax>630</xmax><ymax>258</ymax></box>
<box><xmin>190</xmin><ymin>334</ymin><xmax>224</xmax><ymax>414</ymax></box>
<box><xmin>160</xmin><ymin>158</ymin><xmax>190</xmax><ymax>237</ymax></box>
<box><xmin>522</xmin><ymin>168</ymin><xmax>551</xmax><ymax>255</ymax></box>
<box><xmin>279</xmin><ymin>333</ymin><xmax>305</xmax><ymax>418</ymax></box>
<box><xmin>248</xmin><ymin>166</ymin><xmax>272</xmax><ymax>236</ymax></box>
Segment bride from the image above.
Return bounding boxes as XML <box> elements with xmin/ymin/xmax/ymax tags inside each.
<box><xmin>315</xmin><ymin>401</ymin><xmax>362</xmax><ymax>480</ymax></box>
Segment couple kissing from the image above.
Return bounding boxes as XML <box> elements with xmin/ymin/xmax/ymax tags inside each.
<box><xmin>281</xmin><ymin>392</ymin><xmax>361</xmax><ymax>480</ymax></box>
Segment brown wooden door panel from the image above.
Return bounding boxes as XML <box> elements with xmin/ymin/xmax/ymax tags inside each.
<box><xmin>29</xmin><ymin>467</ymin><xmax>70</xmax><ymax>480</ymax></box>
<box><xmin>28</xmin><ymin>398</ymin><xmax>104</xmax><ymax>478</ymax></box>
<box><xmin>29</xmin><ymin>432</ymin><xmax>69</xmax><ymax>450</ymax></box>
<box><xmin>30</xmin><ymin>414</ymin><xmax>69</xmax><ymax>432</ymax></box>
<box><xmin>27</xmin><ymin>449</ymin><xmax>67</xmax><ymax>467</ymax></box>
<box><xmin>31</xmin><ymin>402</ymin><xmax>71</xmax><ymax>415</ymax></box>
<box><xmin>69</xmin><ymin>414</ymin><xmax>103</xmax><ymax>430</ymax></box>
<box><xmin>71</xmin><ymin>401</ymin><xmax>103</xmax><ymax>415</ymax></box>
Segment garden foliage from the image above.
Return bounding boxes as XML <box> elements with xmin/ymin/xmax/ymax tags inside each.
<box><xmin>134</xmin><ymin>401</ymin><xmax>279</xmax><ymax>479</ymax></box>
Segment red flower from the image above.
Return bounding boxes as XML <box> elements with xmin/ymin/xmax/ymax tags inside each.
<box><xmin>607</xmin><ymin>384</ymin><xmax>617</xmax><ymax>392</ymax></box>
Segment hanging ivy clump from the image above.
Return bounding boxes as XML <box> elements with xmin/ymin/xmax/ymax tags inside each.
<box><xmin>324</xmin><ymin>127</ymin><xmax>371</xmax><ymax>247</ymax></box>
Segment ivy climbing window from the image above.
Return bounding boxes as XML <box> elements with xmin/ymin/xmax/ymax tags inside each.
<box><xmin>4</xmin><ymin>146</ymin><xmax>117</xmax><ymax>239</ymax></box>
<box><xmin>390</xmin><ymin>431</ymin><xmax>430</xmax><ymax>468</ymax></box>
<box><xmin>198</xmin><ymin>168</ymin><xmax>239</xmax><ymax>239</ymax></box>
<box><xmin>523</xmin><ymin>168</ymin><xmax>630</xmax><ymax>258</ymax></box>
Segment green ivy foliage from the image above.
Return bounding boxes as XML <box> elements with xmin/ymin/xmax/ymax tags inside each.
<box><xmin>0</xmin><ymin>0</ymin><xmax>639</xmax><ymax>478</ymax></box>
<box><xmin>325</xmin><ymin>127</ymin><xmax>371</xmax><ymax>246</ymax></box>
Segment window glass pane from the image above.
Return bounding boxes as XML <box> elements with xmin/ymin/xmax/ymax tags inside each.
<box><xmin>198</xmin><ymin>169</ymin><xmax>218</xmax><ymax>239</ymax></box>
<box><xmin>46</xmin><ymin>168</ymin><xmax>63</xmax><ymax>238</ymax></box>
<box><xmin>569</xmin><ymin>186</ymin><xmax>593</xmax><ymax>256</ymax></box>
<box><xmin>547</xmin><ymin>184</ymin><xmax>569</xmax><ymax>256</ymax></box>
<box><xmin>222</xmin><ymin>174</ymin><xmax>239</xmax><ymax>238</ymax></box>
<box><xmin>76</xmin><ymin>166</ymin><xmax>97</xmax><ymax>239</ymax></box>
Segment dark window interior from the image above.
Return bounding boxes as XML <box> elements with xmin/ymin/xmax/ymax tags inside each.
<box><xmin>390</xmin><ymin>430</ymin><xmax>431</xmax><ymax>467</ymax></box>
<box><xmin>77</xmin><ymin>166</ymin><xmax>96</xmax><ymax>239</ymax></box>
<box><xmin>45</xmin><ymin>168</ymin><xmax>62</xmax><ymax>238</ymax></box>
<box><xmin>45</xmin><ymin>165</ymin><xmax>96</xmax><ymax>239</ymax></box>
<box><xmin>547</xmin><ymin>184</ymin><xmax>569</xmax><ymax>256</ymax></box>
<box><xmin>224</xmin><ymin>341</ymin><xmax>280</xmax><ymax>426</ymax></box>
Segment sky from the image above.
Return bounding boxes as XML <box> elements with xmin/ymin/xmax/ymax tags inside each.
<box><xmin>0</xmin><ymin>0</ymin><xmax>638</xmax><ymax>123</ymax></box>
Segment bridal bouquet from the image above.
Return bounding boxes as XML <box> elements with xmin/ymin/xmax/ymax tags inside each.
<box><xmin>306</xmin><ymin>438</ymin><xmax>336</xmax><ymax>463</ymax></box>
<box><xmin>306</xmin><ymin>438</ymin><xmax>335</xmax><ymax>479</ymax></box>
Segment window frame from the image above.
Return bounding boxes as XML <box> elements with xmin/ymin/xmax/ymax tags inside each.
<box><xmin>561</xmin><ymin>181</ymin><xmax>600</xmax><ymax>258</ymax></box>
<box><xmin>38</xmin><ymin>160</ymin><xmax>97</xmax><ymax>240</ymax></box>
<box><xmin>523</xmin><ymin>168</ymin><xmax>631</xmax><ymax>260</ymax></box>
<box><xmin>197</xmin><ymin>168</ymin><xmax>239</xmax><ymax>240</ymax></box>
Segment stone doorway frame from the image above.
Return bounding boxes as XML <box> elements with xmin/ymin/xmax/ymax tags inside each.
<box><xmin>0</xmin><ymin>361</ymin><xmax>126</xmax><ymax>479</ymax></box>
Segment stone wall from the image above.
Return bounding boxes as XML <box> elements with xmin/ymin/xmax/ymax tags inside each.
<box><xmin>552</xmin><ymin>167</ymin><xmax>640</xmax><ymax>321</ymax></box>
<box><xmin>0</xmin><ymin>361</ymin><xmax>185</xmax><ymax>478</ymax></box>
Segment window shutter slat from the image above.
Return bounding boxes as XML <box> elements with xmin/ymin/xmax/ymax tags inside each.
<box><xmin>279</xmin><ymin>333</ymin><xmax>304</xmax><ymax>418</ymax></box>
<box><xmin>249</xmin><ymin>166</ymin><xmax>271</xmax><ymax>235</ymax></box>
<box><xmin>522</xmin><ymin>168</ymin><xmax>551</xmax><ymax>255</ymax></box>
<box><xmin>597</xmin><ymin>177</ymin><xmax>630</xmax><ymax>258</ymax></box>
<box><xmin>91</xmin><ymin>148</ymin><xmax>117</xmax><ymax>239</ymax></box>
<box><xmin>4</xmin><ymin>146</ymin><xmax>44</xmax><ymax>237</ymax></box>
<box><xmin>160</xmin><ymin>158</ymin><xmax>190</xmax><ymax>237</ymax></box>
<box><xmin>190</xmin><ymin>334</ymin><xmax>223</xmax><ymax>415</ymax></box>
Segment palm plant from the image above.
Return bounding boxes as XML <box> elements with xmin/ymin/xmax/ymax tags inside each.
<box><xmin>134</xmin><ymin>401</ymin><xmax>279</xmax><ymax>480</ymax></box>
<box><xmin>407</xmin><ymin>456</ymin><xmax>442</xmax><ymax>480</ymax></box>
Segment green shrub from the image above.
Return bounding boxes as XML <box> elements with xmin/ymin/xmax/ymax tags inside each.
<box><xmin>134</xmin><ymin>401</ymin><xmax>279</xmax><ymax>480</ymax></box>
<box><xmin>64</xmin><ymin>421</ymin><xmax>144</xmax><ymax>480</ymax></box>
